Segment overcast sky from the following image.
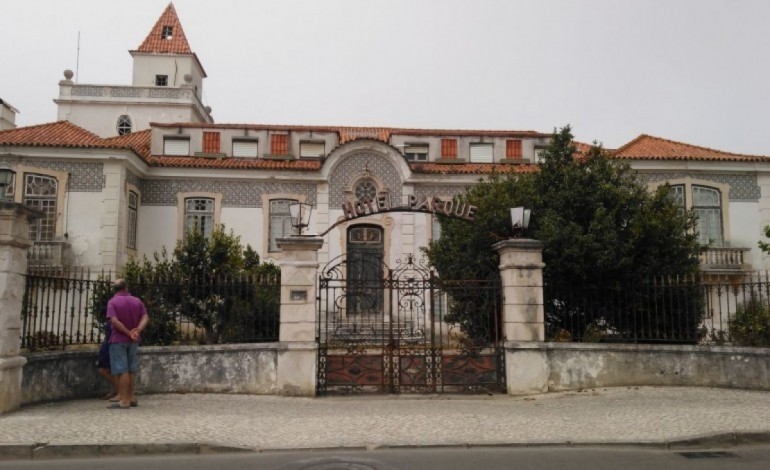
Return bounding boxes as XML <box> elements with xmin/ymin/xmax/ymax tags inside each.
<box><xmin>2</xmin><ymin>0</ymin><xmax>769</xmax><ymax>154</ymax></box>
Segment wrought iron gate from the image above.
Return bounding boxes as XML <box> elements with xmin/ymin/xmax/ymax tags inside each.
<box><xmin>316</xmin><ymin>253</ymin><xmax>505</xmax><ymax>395</ymax></box>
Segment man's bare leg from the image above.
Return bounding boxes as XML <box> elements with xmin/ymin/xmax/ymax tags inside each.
<box><xmin>117</xmin><ymin>372</ymin><xmax>131</xmax><ymax>407</ymax></box>
<box><xmin>128</xmin><ymin>373</ymin><xmax>136</xmax><ymax>404</ymax></box>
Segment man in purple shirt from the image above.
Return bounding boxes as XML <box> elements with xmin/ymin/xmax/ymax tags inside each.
<box><xmin>107</xmin><ymin>279</ymin><xmax>149</xmax><ymax>409</ymax></box>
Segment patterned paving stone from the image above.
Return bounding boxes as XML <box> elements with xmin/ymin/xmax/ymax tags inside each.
<box><xmin>1</xmin><ymin>387</ymin><xmax>769</xmax><ymax>450</ymax></box>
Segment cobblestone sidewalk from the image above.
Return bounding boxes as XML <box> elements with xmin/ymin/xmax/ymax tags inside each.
<box><xmin>1</xmin><ymin>387</ymin><xmax>769</xmax><ymax>451</ymax></box>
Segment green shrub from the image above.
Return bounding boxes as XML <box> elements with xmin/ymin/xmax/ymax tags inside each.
<box><xmin>729</xmin><ymin>295</ymin><xmax>770</xmax><ymax>347</ymax></box>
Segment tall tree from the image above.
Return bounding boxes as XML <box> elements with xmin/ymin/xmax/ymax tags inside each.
<box><xmin>426</xmin><ymin>126</ymin><xmax>703</xmax><ymax>341</ymax></box>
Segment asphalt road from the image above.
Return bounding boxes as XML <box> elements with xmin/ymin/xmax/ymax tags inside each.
<box><xmin>2</xmin><ymin>445</ymin><xmax>770</xmax><ymax>470</ymax></box>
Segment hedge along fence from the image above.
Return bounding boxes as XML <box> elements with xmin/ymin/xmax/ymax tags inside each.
<box><xmin>21</xmin><ymin>268</ymin><xmax>281</xmax><ymax>351</ymax></box>
<box><xmin>544</xmin><ymin>272</ymin><xmax>770</xmax><ymax>346</ymax></box>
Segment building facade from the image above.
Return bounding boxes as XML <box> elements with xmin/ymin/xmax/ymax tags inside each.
<box><xmin>0</xmin><ymin>3</ymin><xmax>767</xmax><ymax>278</ymax></box>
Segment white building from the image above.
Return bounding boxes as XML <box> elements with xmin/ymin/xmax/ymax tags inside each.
<box><xmin>0</xmin><ymin>3</ymin><xmax>767</xmax><ymax>279</ymax></box>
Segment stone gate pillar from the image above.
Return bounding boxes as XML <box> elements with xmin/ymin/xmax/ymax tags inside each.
<box><xmin>276</xmin><ymin>236</ymin><xmax>324</xmax><ymax>396</ymax></box>
<box><xmin>493</xmin><ymin>238</ymin><xmax>549</xmax><ymax>395</ymax></box>
<box><xmin>0</xmin><ymin>202</ymin><xmax>40</xmax><ymax>414</ymax></box>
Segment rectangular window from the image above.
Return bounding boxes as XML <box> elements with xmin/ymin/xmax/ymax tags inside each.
<box><xmin>161</xmin><ymin>26</ymin><xmax>173</xmax><ymax>39</ymax></box>
<box><xmin>270</xmin><ymin>134</ymin><xmax>289</xmax><ymax>155</ymax></box>
<box><xmin>23</xmin><ymin>174</ymin><xmax>58</xmax><ymax>242</ymax></box>
<box><xmin>692</xmin><ymin>186</ymin><xmax>723</xmax><ymax>246</ymax></box>
<box><xmin>506</xmin><ymin>140</ymin><xmax>523</xmax><ymax>159</ymax></box>
<box><xmin>469</xmin><ymin>143</ymin><xmax>494</xmax><ymax>163</ymax></box>
<box><xmin>163</xmin><ymin>137</ymin><xmax>190</xmax><ymax>156</ymax></box>
<box><xmin>404</xmin><ymin>144</ymin><xmax>429</xmax><ymax>161</ymax></box>
<box><xmin>127</xmin><ymin>191</ymin><xmax>138</xmax><ymax>250</ymax></box>
<box><xmin>299</xmin><ymin>141</ymin><xmax>325</xmax><ymax>158</ymax></box>
<box><xmin>202</xmin><ymin>131</ymin><xmax>221</xmax><ymax>154</ymax></box>
<box><xmin>441</xmin><ymin>139</ymin><xmax>458</xmax><ymax>158</ymax></box>
<box><xmin>155</xmin><ymin>75</ymin><xmax>168</xmax><ymax>87</ymax></box>
<box><xmin>269</xmin><ymin>199</ymin><xmax>297</xmax><ymax>252</ymax></box>
<box><xmin>232</xmin><ymin>139</ymin><xmax>258</xmax><ymax>158</ymax></box>
<box><xmin>184</xmin><ymin>198</ymin><xmax>215</xmax><ymax>240</ymax></box>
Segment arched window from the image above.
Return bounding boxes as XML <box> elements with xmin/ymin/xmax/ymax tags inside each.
<box><xmin>184</xmin><ymin>197</ymin><xmax>214</xmax><ymax>240</ymax></box>
<box><xmin>668</xmin><ymin>183</ymin><xmax>724</xmax><ymax>246</ymax></box>
<box><xmin>116</xmin><ymin>115</ymin><xmax>133</xmax><ymax>135</ymax></box>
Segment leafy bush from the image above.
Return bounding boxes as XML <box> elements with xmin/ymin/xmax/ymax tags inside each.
<box><xmin>729</xmin><ymin>295</ymin><xmax>770</xmax><ymax>346</ymax></box>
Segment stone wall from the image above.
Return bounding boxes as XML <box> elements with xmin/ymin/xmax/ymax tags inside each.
<box><xmin>21</xmin><ymin>344</ymin><xmax>279</xmax><ymax>405</ymax></box>
<box><xmin>506</xmin><ymin>342</ymin><xmax>770</xmax><ymax>395</ymax></box>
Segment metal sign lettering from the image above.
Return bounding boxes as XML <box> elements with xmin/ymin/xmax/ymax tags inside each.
<box><xmin>341</xmin><ymin>195</ymin><xmax>477</xmax><ymax>221</ymax></box>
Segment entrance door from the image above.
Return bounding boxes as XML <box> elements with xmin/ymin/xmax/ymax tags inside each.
<box><xmin>346</xmin><ymin>225</ymin><xmax>384</xmax><ymax>315</ymax></box>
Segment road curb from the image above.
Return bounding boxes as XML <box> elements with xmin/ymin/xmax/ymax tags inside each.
<box><xmin>2</xmin><ymin>432</ymin><xmax>770</xmax><ymax>461</ymax></box>
<box><xmin>0</xmin><ymin>442</ymin><xmax>253</xmax><ymax>461</ymax></box>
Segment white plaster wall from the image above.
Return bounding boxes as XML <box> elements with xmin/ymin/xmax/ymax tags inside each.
<box><xmin>65</xmin><ymin>193</ymin><xmax>105</xmax><ymax>269</ymax></box>
<box><xmin>137</xmin><ymin>206</ymin><xmax>178</xmax><ymax>259</ymax></box>
<box><xmin>132</xmin><ymin>55</ymin><xmax>202</xmax><ymax>91</ymax></box>
<box><xmin>729</xmin><ymin>202</ymin><xmax>766</xmax><ymax>269</ymax></box>
<box><xmin>58</xmin><ymin>102</ymin><xmax>196</xmax><ymax>138</ymax></box>
<box><xmin>220</xmin><ymin>207</ymin><xmax>262</xmax><ymax>255</ymax></box>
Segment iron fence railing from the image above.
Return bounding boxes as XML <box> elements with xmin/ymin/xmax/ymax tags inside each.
<box><xmin>545</xmin><ymin>273</ymin><xmax>770</xmax><ymax>345</ymax></box>
<box><xmin>21</xmin><ymin>269</ymin><xmax>280</xmax><ymax>351</ymax></box>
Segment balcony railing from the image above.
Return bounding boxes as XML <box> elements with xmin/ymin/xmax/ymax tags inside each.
<box><xmin>27</xmin><ymin>241</ymin><xmax>71</xmax><ymax>272</ymax></box>
<box><xmin>699</xmin><ymin>246</ymin><xmax>750</xmax><ymax>273</ymax></box>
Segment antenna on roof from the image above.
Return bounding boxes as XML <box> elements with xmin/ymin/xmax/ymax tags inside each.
<box><xmin>75</xmin><ymin>31</ymin><xmax>81</xmax><ymax>83</ymax></box>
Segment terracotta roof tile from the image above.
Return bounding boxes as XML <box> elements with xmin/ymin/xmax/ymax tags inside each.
<box><xmin>135</xmin><ymin>3</ymin><xmax>193</xmax><ymax>55</ymax></box>
<box><xmin>410</xmin><ymin>163</ymin><xmax>539</xmax><ymax>175</ymax></box>
<box><xmin>104</xmin><ymin>130</ymin><xmax>152</xmax><ymax>161</ymax></box>
<box><xmin>0</xmin><ymin>121</ymin><xmax>113</xmax><ymax>149</ymax></box>
<box><xmin>150</xmin><ymin>156</ymin><xmax>322</xmax><ymax>170</ymax></box>
<box><xmin>612</xmin><ymin>134</ymin><xmax>769</xmax><ymax>162</ymax></box>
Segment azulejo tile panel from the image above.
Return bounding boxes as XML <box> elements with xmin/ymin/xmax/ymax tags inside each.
<box><xmin>638</xmin><ymin>172</ymin><xmax>761</xmax><ymax>202</ymax></box>
<box><xmin>329</xmin><ymin>152</ymin><xmax>402</xmax><ymax>206</ymax></box>
<box><xmin>141</xmin><ymin>179</ymin><xmax>317</xmax><ymax>208</ymax></box>
<box><xmin>0</xmin><ymin>157</ymin><xmax>105</xmax><ymax>192</ymax></box>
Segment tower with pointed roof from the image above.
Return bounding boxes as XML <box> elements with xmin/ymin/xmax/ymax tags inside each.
<box><xmin>55</xmin><ymin>2</ymin><xmax>213</xmax><ymax>138</ymax></box>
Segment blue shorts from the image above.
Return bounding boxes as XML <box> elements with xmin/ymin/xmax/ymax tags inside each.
<box><xmin>109</xmin><ymin>342</ymin><xmax>138</xmax><ymax>375</ymax></box>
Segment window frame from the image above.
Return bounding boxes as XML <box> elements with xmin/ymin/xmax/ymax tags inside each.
<box><xmin>652</xmin><ymin>178</ymin><xmax>730</xmax><ymax>247</ymax></box>
<box><xmin>299</xmin><ymin>140</ymin><xmax>325</xmax><ymax>159</ymax></box>
<box><xmin>163</xmin><ymin>136</ymin><xmax>191</xmax><ymax>156</ymax></box>
<box><xmin>267</xmin><ymin>198</ymin><xmax>298</xmax><ymax>253</ymax></box>
<box><xmin>232</xmin><ymin>138</ymin><xmax>259</xmax><ymax>158</ymax></box>
<box><xmin>441</xmin><ymin>138</ymin><xmax>458</xmax><ymax>158</ymax></box>
<box><xmin>155</xmin><ymin>75</ymin><xmax>169</xmax><ymax>87</ymax></box>
<box><xmin>404</xmin><ymin>144</ymin><xmax>429</xmax><ymax>162</ymax></box>
<box><xmin>4</xmin><ymin>166</ymin><xmax>68</xmax><ymax>242</ymax></box>
<box><xmin>161</xmin><ymin>25</ymin><xmax>173</xmax><ymax>39</ymax></box>
<box><xmin>176</xmin><ymin>192</ymin><xmax>222</xmax><ymax>242</ymax></box>
<box><xmin>469</xmin><ymin>142</ymin><xmax>494</xmax><ymax>163</ymax></box>
<box><xmin>126</xmin><ymin>189</ymin><xmax>139</xmax><ymax>251</ymax></box>
<box><xmin>116</xmin><ymin>115</ymin><xmax>133</xmax><ymax>136</ymax></box>
<box><xmin>23</xmin><ymin>173</ymin><xmax>59</xmax><ymax>242</ymax></box>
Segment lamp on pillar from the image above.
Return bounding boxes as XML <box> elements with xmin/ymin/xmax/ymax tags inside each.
<box><xmin>288</xmin><ymin>201</ymin><xmax>313</xmax><ymax>236</ymax></box>
<box><xmin>0</xmin><ymin>163</ymin><xmax>15</xmax><ymax>202</ymax></box>
<box><xmin>510</xmin><ymin>207</ymin><xmax>531</xmax><ymax>237</ymax></box>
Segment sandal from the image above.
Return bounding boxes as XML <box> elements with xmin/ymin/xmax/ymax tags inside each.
<box><xmin>107</xmin><ymin>403</ymin><xmax>130</xmax><ymax>410</ymax></box>
<box><xmin>103</xmin><ymin>392</ymin><xmax>118</xmax><ymax>400</ymax></box>
<box><xmin>130</xmin><ymin>400</ymin><xmax>138</xmax><ymax>407</ymax></box>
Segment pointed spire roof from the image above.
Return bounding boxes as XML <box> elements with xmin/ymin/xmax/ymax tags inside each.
<box><xmin>135</xmin><ymin>3</ymin><xmax>193</xmax><ymax>54</ymax></box>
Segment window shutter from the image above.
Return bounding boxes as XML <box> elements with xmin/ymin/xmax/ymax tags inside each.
<box><xmin>506</xmin><ymin>140</ymin><xmax>522</xmax><ymax>158</ymax></box>
<box><xmin>441</xmin><ymin>139</ymin><xmax>457</xmax><ymax>158</ymax></box>
<box><xmin>300</xmin><ymin>141</ymin><xmax>325</xmax><ymax>158</ymax></box>
<box><xmin>271</xmin><ymin>134</ymin><xmax>289</xmax><ymax>155</ymax></box>
<box><xmin>164</xmin><ymin>138</ymin><xmax>190</xmax><ymax>156</ymax></box>
<box><xmin>405</xmin><ymin>145</ymin><xmax>429</xmax><ymax>161</ymax></box>
<box><xmin>470</xmin><ymin>143</ymin><xmax>494</xmax><ymax>163</ymax></box>
<box><xmin>202</xmin><ymin>132</ymin><xmax>220</xmax><ymax>153</ymax></box>
<box><xmin>233</xmin><ymin>140</ymin><xmax>258</xmax><ymax>158</ymax></box>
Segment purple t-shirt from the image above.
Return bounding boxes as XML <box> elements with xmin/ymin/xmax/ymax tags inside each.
<box><xmin>106</xmin><ymin>291</ymin><xmax>147</xmax><ymax>344</ymax></box>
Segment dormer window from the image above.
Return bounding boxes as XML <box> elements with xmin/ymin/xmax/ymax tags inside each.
<box><xmin>161</xmin><ymin>26</ymin><xmax>173</xmax><ymax>39</ymax></box>
<box><xmin>404</xmin><ymin>144</ymin><xmax>428</xmax><ymax>161</ymax></box>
